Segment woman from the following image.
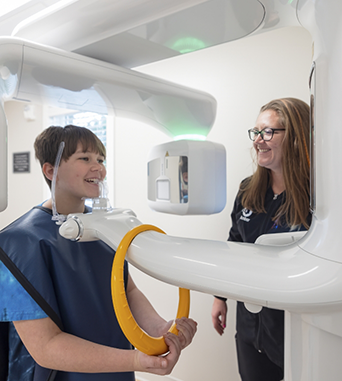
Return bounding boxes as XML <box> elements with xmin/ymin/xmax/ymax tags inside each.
<box><xmin>211</xmin><ymin>98</ymin><xmax>311</xmax><ymax>381</ymax></box>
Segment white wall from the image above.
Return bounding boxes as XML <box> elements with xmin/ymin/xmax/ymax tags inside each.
<box><xmin>0</xmin><ymin>25</ymin><xmax>312</xmax><ymax>381</ymax></box>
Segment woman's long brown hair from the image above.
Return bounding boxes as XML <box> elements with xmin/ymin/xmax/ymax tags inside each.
<box><xmin>240</xmin><ymin>98</ymin><xmax>311</xmax><ymax>228</ymax></box>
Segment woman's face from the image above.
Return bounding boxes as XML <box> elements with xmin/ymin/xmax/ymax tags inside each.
<box><xmin>253</xmin><ymin>109</ymin><xmax>285</xmax><ymax>174</ymax></box>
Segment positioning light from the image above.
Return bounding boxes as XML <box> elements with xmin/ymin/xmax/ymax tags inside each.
<box><xmin>171</xmin><ymin>37</ymin><xmax>207</xmax><ymax>54</ymax></box>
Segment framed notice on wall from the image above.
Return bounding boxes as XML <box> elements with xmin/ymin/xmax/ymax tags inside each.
<box><xmin>13</xmin><ymin>152</ymin><xmax>30</xmax><ymax>173</ymax></box>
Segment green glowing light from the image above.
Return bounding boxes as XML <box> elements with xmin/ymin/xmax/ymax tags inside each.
<box><xmin>171</xmin><ymin>37</ymin><xmax>207</xmax><ymax>54</ymax></box>
<box><xmin>173</xmin><ymin>134</ymin><xmax>207</xmax><ymax>141</ymax></box>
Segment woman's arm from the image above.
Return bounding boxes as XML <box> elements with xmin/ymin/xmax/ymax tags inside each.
<box><xmin>211</xmin><ymin>297</ymin><xmax>227</xmax><ymax>335</ymax></box>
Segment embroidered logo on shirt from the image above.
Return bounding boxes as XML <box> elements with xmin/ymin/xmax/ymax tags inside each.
<box><xmin>240</xmin><ymin>208</ymin><xmax>253</xmax><ymax>222</ymax></box>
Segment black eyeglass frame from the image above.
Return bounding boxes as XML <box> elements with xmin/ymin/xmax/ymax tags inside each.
<box><xmin>247</xmin><ymin>127</ymin><xmax>286</xmax><ymax>141</ymax></box>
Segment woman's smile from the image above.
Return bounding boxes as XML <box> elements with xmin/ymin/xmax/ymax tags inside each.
<box><xmin>253</xmin><ymin>110</ymin><xmax>285</xmax><ymax>174</ymax></box>
<box><xmin>257</xmin><ymin>146</ymin><xmax>271</xmax><ymax>153</ymax></box>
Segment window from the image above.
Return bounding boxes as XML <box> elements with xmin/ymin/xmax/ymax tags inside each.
<box><xmin>49</xmin><ymin>111</ymin><xmax>107</xmax><ymax>148</ymax></box>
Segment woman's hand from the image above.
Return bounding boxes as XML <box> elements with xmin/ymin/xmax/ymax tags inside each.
<box><xmin>211</xmin><ymin>297</ymin><xmax>227</xmax><ymax>335</ymax></box>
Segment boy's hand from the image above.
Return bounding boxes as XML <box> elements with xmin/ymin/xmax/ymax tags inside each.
<box><xmin>134</xmin><ymin>317</ymin><xmax>197</xmax><ymax>375</ymax></box>
<box><xmin>174</xmin><ymin>317</ymin><xmax>197</xmax><ymax>349</ymax></box>
<box><xmin>134</xmin><ymin>332</ymin><xmax>181</xmax><ymax>375</ymax></box>
<box><xmin>156</xmin><ymin>317</ymin><xmax>197</xmax><ymax>349</ymax></box>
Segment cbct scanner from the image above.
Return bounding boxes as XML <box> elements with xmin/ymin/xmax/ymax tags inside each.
<box><xmin>0</xmin><ymin>0</ymin><xmax>341</xmax><ymax>380</ymax></box>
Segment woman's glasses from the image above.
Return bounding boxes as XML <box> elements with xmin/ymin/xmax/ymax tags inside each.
<box><xmin>248</xmin><ymin>127</ymin><xmax>285</xmax><ymax>141</ymax></box>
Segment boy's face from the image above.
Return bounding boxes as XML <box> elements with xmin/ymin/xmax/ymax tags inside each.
<box><xmin>56</xmin><ymin>143</ymin><xmax>107</xmax><ymax>202</ymax></box>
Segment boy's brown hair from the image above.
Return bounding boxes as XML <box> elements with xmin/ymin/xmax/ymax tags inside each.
<box><xmin>34</xmin><ymin>125</ymin><xmax>106</xmax><ymax>188</ymax></box>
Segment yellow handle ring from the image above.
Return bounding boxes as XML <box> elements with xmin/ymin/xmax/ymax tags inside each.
<box><xmin>111</xmin><ymin>224</ymin><xmax>190</xmax><ymax>356</ymax></box>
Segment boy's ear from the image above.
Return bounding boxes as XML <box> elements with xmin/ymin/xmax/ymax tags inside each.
<box><xmin>42</xmin><ymin>163</ymin><xmax>54</xmax><ymax>181</ymax></box>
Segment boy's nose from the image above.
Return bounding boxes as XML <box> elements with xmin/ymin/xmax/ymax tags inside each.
<box><xmin>91</xmin><ymin>162</ymin><xmax>103</xmax><ymax>171</ymax></box>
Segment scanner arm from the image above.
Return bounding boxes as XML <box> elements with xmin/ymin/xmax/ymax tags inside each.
<box><xmin>59</xmin><ymin>210</ymin><xmax>342</xmax><ymax>314</ymax></box>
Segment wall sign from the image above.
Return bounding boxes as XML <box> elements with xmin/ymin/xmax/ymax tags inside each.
<box><xmin>13</xmin><ymin>152</ymin><xmax>30</xmax><ymax>173</ymax></box>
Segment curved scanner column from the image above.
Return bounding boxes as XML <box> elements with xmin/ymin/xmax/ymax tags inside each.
<box><xmin>279</xmin><ymin>2</ymin><xmax>342</xmax><ymax>378</ymax></box>
<box><xmin>0</xmin><ymin>102</ymin><xmax>7</xmax><ymax>212</ymax></box>
<box><xmin>296</xmin><ymin>0</ymin><xmax>342</xmax><ymax>264</ymax></box>
<box><xmin>285</xmin><ymin>310</ymin><xmax>342</xmax><ymax>381</ymax></box>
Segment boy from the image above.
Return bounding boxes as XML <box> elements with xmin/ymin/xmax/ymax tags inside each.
<box><xmin>0</xmin><ymin>125</ymin><xmax>197</xmax><ymax>381</ymax></box>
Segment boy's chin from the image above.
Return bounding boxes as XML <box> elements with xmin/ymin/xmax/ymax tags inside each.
<box><xmin>83</xmin><ymin>194</ymin><xmax>100</xmax><ymax>200</ymax></box>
